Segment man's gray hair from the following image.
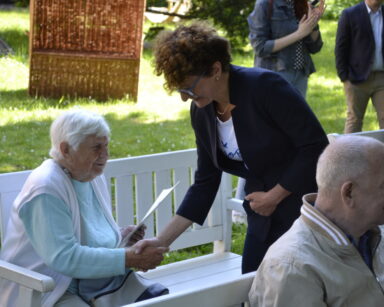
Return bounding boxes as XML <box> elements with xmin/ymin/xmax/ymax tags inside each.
<box><xmin>316</xmin><ymin>136</ymin><xmax>380</xmax><ymax>191</ymax></box>
<box><xmin>49</xmin><ymin>109</ymin><xmax>110</xmax><ymax>160</ymax></box>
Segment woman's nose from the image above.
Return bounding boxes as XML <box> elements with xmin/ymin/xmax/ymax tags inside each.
<box><xmin>101</xmin><ymin>146</ymin><xmax>109</xmax><ymax>158</ymax></box>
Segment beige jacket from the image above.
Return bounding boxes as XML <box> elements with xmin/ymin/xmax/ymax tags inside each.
<box><xmin>249</xmin><ymin>193</ymin><xmax>384</xmax><ymax>307</ymax></box>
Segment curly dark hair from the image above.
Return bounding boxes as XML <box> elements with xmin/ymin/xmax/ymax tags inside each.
<box><xmin>153</xmin><ymin>22</ymin><xmax>232</xmax><ymax>92</ymax></box>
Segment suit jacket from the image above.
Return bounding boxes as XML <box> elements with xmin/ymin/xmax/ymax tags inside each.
<box><xmin>335</xmin><ymin>2</ymin><xmax>384</xmax><ymax>83</ymax></box>
<box><xmin>176</xmin><ymin>65</ymin><xmax>328</xmax><ymax>230</ymax></box>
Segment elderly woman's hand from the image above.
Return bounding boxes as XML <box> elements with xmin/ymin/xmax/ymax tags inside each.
<box><xmin>125</xmin><ymin>243</ymin><xmax>169</xmax><ymax>272</ymax></box>
<box><xmin>121</xmin><ymin>225</ymin><xmax>146</xmax><ymax>247</ymax></box>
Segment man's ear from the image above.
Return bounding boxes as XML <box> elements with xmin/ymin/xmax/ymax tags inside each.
<box><xmin>340</xmin><ymin>181</ymin><xmax>354</xmax><ymax>208</ymax></box>
<box><xmin>59</xmin><ymin>142</ymin><xmax>71</xmax><ymax>158</ymax></box>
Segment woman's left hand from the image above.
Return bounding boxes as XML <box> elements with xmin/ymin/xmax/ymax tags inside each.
<box><xmin>121</xmin><ymin>225</ymin><xmax>146</xmax><ymax>246</ymax></box>
<box><xmin>309</xmin><ymin>0</ymin><xmax>326</xmax><ymax>24</ymax></box>
<box><xmin>245</xmin><ymin>184</ymin><xmax>291</xmax><ymax>216</ymax></box>
<box><xmin>245</xmin><ymin>191</ymin><xmax>279</xmax><ymax>216</ymax></box>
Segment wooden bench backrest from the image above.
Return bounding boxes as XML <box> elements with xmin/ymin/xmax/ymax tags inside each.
<box><xmin>0</xmin><ymin>149</ymin><xmax>232</xmax><ymax>252</ymax></box>
<box><xmin>0</xmin><ymin>170</ymin><xmax>32</xmax><ymax>243</ymax></box>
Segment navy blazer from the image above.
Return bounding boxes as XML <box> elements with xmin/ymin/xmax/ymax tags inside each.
<box><xmin>176</xmin><ymin>65</ymin><xmax>328</xmax><ymax>227</ymax></box>
<box><xmin>335</xmin><ymin>2</ymin><xmax>384</xmax><ymax>83</ymax></box>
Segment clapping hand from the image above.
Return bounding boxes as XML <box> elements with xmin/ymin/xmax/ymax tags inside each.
<box><xmin>310</xmin><ymin>0</ymin><xmax>326</xmax><ymax>19</ymax></box>
<box><xmin>296</xmin><ymin>0</ymin><xmax>326</xmax><ymax>38</ymax></box>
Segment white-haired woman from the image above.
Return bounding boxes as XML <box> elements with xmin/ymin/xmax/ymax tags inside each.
<box><xmin>0</xmin><ymin>110</ymin><xmax>168</xmax><ymax>307</ymax></box>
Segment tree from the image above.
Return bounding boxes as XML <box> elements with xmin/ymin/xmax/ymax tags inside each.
<box><xmin>187</xmin><ymin>0</ymin><xmax>255</xmax><ymax>50</ymax></box>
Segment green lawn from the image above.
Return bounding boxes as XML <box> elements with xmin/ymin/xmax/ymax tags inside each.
<box><xmin>0</xmin><ymin>9</ymin><xmax>380</xmax><ymax>261</ymax></box>
<box><xmin>0</xmin><ymin>10</ymin><xmax>380</xmax><ymax>173</ymax></box>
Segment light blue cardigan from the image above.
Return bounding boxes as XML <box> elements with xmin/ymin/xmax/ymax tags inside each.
<box><xmin>0</xmin><ymin>159</ymin><xmax>125</xmax><ymax>307</ymax></box>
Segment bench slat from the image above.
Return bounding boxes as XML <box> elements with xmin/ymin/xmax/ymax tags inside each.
<box><xmin>169</xmin><ymin>225</ymin><xmax>223</xmax><ymax>251</ymax></box>
<box><xmin>142</xmin><ymin>253</ymin><xmax>242</xmax><ymax>290</ymax></box>
<box><xmin>136</xmin><ymin>173</ymin><xmax>154</xmax><ymax>238</ymax></box>
<box><xmin>154</xmin><ymin>170</ymin><xmax>173</xmax><ymax>233</ymax></box>
<box><xmin>115</xmin><ymin>175</ymin><xmax>135</xmax><ymax>226</ymax></box>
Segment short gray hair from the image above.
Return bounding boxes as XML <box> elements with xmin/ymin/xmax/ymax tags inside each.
<box><xmin>316</xmin><ymin>136</ymin><xmax>381</xmax><ymax>191</ymax></box>
<box><xmin>49</xmin><ymin>109</ymin><xmax>110</xmax><ymax>160</ymax></box>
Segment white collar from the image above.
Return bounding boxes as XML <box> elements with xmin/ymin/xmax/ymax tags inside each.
<box><xmin>365</xmin><ymin>2</ymin><xmax>382</xmax><ymax>15</ymax></box>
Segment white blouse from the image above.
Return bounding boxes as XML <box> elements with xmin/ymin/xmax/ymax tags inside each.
<box><xmin>216</xmin><ymin>116</ymin><xmax>243</xmax><ymax>161</ymax></box>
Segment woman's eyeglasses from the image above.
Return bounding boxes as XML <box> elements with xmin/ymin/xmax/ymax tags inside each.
<box><xmin>178</xmin><ymin>72</ymin><xmax>205</xmax><ymax>100</ymax></box>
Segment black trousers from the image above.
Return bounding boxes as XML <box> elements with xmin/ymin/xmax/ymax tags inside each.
<box><xmin>241</xmin><ymin>199</ymin><xmax>300</xmax><ymax>273</ymax></box>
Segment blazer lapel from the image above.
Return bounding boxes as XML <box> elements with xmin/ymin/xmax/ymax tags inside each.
<box><xmin>206</xmin><ymin>103</ymin><xmax>219</xmax><ymax>167</ymax></box>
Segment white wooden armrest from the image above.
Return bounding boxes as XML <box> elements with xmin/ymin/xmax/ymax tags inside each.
<box><xmin>0</xmin><ymin>260</ymin><xmax>55</xmax><ymax>292</ymax></box>
<box><xmin>126</xmin><ymin>272</ymin><xmax>254</xmax><ymax>307</ymax></box>
<box><xmin>227</xmin><ymin>197</ymin><xmax>245</xmax><ymax>214</ymax></box>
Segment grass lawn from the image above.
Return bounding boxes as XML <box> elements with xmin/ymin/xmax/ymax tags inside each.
<box><xmin>0</xmin><ymin>8</ymin><xmax>380</xmax><ymax>262</ymax></box>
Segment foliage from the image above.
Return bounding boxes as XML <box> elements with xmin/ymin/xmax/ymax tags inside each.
<box><xmin>10</xmin><ymin>0</ymin><xmax>364</xmax><ymax>49</ymax></box>
<box><xmin>323</xmin><ymin>0</ymin><xmax>362</xmax><ymax>19</ymax></box>
<box><xmin>146</xmin><ymin>0</ymin><xmax>168</xmax><ymax>7</ymax></box>
<box><xmin>14</xmin><ymin>0</ymin><xmax>28</xmax><ymax>7</ymax></box>
<box><xmin>187</xmin><ymin>0</ymin><xmax>255</xmax><ymax>50</ymax></box>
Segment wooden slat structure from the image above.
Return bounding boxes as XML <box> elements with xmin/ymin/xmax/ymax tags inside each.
<box><xmin>28</xmin><ymin>0</ymin><xmax>145</xmax><ymax>101</ymax></box>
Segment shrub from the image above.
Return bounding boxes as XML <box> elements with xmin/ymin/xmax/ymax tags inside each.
<box><xmin>323</xmin><ymin>0</ymin><xmax>361</xmax><ymax>19</ymax></box>
<box><xmin>187</xmin><ymin>0</ymin><xmax>255</xmax><ymax>50</ymax></box>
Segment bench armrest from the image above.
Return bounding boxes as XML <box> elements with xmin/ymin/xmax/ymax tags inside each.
<box><xmin>226</xmin><ymin>197</ymin><xmax>245</xmax><ymax>214</ymax></box>
<box><xmin>0</xmin><ymin>260</ymin><xmax>55</xmax><ymax>292</ymax></box>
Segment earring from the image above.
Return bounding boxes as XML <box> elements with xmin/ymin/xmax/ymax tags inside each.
<box><xmin>215</xmin><ymin>76</ymin><xmax>220</xmax><ymax>81</ymax></box>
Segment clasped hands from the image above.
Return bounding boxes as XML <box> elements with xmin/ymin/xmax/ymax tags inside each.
<box><xmin>122</xmin><ymin>225</ymin><xmax>169</xmax><ymax>272</ymax></box>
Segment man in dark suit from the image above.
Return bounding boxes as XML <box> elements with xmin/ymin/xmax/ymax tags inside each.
<box><xmin>335</xmin><ymin>0</ymin><xmax>384</xmax><ymax>133</ymax></box>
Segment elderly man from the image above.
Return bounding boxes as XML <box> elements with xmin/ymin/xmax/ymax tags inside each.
<box><xmin>249</xmin><ymin>136</ymin><xmax>384</xmax><ymax>306</ymax></box>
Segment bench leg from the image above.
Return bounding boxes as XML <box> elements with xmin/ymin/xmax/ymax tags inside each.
<box><xmin>17</xmin><ymin>286</ymin><xmax>42</xmax><ymax>307</ymax></box>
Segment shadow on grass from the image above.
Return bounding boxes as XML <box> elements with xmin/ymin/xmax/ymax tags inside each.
<box><xmin>0</xmin><ymin>89</ymin><xmax>73</xmax><ymax>109</ymax></box>
<box><xmin>0</xmin><ymin>88</ymin><xmax>141</xmax><ymax>110</ymax></box>
<box><xmin>0</xmin><ymin>109</ymin><xmax>193</xmax><ymax>173</ymax></box>
<box><xmin>0</xmin><ymin>28</ymin><xmax>29</xmax><ymax>62</ymax></box>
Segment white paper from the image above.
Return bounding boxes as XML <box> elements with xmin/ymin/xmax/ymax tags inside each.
<box><xmin>120</xmin><ymin>181</ymin><xmax>179</xmax><ymax>247</ymax></box>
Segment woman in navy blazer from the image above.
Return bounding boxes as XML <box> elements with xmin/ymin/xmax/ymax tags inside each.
<box><xmin>138</xmin><ymin>22</ymin><xmax>328</xmax><ymax>273</ymax></box>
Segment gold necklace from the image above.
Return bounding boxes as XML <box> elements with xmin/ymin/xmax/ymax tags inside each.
<box><xmin>216</xmin><ymin>103</ymin><xmax>230</xmax><ymax>115</ymax></box>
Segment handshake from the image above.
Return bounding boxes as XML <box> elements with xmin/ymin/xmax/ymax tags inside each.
<box><xmin>121</xmin><ymin>225</ymin><xmax>169</xmax><ymax>272</ymax></box>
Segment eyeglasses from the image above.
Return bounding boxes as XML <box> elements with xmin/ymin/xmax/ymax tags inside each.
<box><xmin>177</xmin><ymin>72</ymin><xmax>205</xmax><ymax>100</ymax></box>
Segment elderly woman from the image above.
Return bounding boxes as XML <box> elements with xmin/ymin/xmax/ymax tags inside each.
<box><xmin>137</xmin><ymin>23</ymin><xmax>329</xmax><ymax>273</ymax></box>
<box><xmin>0</xmin><ymin>110</ymin><xmax>168</xmax><ymax>307</ymax></box>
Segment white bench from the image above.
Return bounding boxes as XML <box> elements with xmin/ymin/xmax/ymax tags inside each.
<box><xmin>0</xmin><ymin>149</ymin><xmax>251</xmax><ymax>307</ymax></box>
